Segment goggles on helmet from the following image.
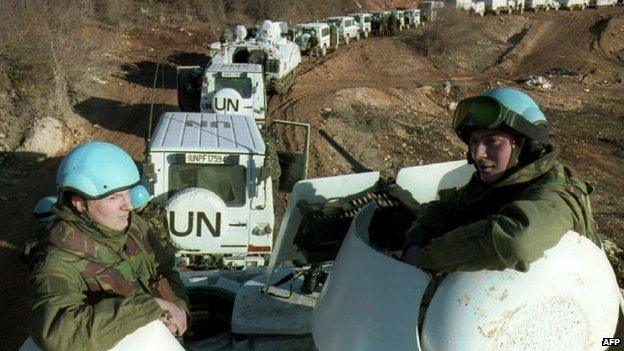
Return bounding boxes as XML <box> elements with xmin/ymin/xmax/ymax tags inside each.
<box><xmin>453</xmin><ymin>96</ymin><xmax>549</xmax><ymax>144</ymax></box>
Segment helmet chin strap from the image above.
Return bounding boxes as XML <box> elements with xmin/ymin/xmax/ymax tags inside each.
<box><xmin>507</xmin><ymin>137</ymin><xmax>525</xmax><ymax>170</ymax></box>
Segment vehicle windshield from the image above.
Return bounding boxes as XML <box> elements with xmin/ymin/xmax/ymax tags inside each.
<box><xmin>352</xmin><ymin>15</ymin><xmax>361</xmax><ymax>22</ymax></box>
<box><xmin>299</xmin><ymin>27</ymin><xmax>317</xmax><ymax>36</ymax></box>
<box><xmin>214</xmin><ymin>77</ymin><xmax>252</xmax><ymax>99</ymax></box>
<box><xmin>365</xmin><ymin>16</ymin><xmax>371</xmax><ymax>23</ymax></box>
<box><xmin>169</xmin><ymin>163</ymin><xmax>246</xmax><ymax>206</ymax></box>
<box><xmin>326</xmin><ymin>19</ymin><xmax>342</xmax><ymax>27</ymax></box>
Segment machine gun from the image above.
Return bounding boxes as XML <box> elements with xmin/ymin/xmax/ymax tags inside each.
<box><xmin>291</xmin><ymin>130</ymin><xmax>420</xmax><ymax>293</ymax></box>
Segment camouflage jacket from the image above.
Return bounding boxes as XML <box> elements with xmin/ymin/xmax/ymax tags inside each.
<box><xmin>136</xmin><ymin>202</ymin><xmax>172</xmax><ymax>251</ymax></box>
<box><xmin>405</xmin><ymin>146</ymin><xmax>596</xmax><ymax>273</ymax></box>
<box><xmin>29</xmin><ymin>209</ymin><xmax>189</xmax><ymax>351</ymax></box>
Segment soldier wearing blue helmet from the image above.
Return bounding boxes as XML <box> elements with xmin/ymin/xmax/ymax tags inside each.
<box><xmin>22</xmin><ymin>196</ymin><xmax>59</xmax><ymax>269</ymax></box>
<box><xmin>130</xmin><ymin>184</ymin><xmax>173</xmax><ymax>251</ymax></box>
<box><xmin>403</xmin><ymin>87</ymin><xmax>596</xmax><ymax>273</ymax></box>
<box><xmin>28</xmin><ymin>141</ymin><xmax>189</xmax><ymax>350</ymax></box>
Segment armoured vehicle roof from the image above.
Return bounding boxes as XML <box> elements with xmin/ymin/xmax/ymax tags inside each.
<box><xmin>326</xmin><ymin>16</ymin><xmax>356</xmax><ymax>21</ymax></box>
<box><xmin>206</xmin><ymin>63</ymin><xmax>263</xmax><ymax>74</ymax></box>
<box><xmin>150</xmin><ymin>112</ymin><xmax>266</xmax><ymax>155</ymax></box>
<box><xmin>297</xmin><ymin>23</ymin><xmax>329</xmax><ymax>29</ymax></box>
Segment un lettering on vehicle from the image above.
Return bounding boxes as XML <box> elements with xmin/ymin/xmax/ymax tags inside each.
<box><xmin>214</xmin><ymin>98</ymin><xmax>239</xmax><ymax>112</ymax></box>
<box><xmin>185</xmin><ymin>153</ymin><xmax>225</xmax><ymax>164</ymax></box>
<box><xmin>169</xmin><ymin>211</ymin><xmax>222</xmax><ymax>237</ymax></box>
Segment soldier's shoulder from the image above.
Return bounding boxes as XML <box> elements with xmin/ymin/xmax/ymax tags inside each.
<box><xmin>31</xmin><ymin>247</ymin><xmax>84</xmax><ymax>275</ymax></box>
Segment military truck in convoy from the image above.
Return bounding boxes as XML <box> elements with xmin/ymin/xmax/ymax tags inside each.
<box><xmin>210</xmin><ymin>20</ymin><xmax>301</xmax><ymax>95</ymax></box>
<box><xmin>392</xmin><ymin>9</ymin><xmax>407</xmax><ymax>30</ymax></box>
<box><xmin>484</xmin><ymin>0</ymin><xmax>526</xmax><ymax>13</ymax></box>
<box><xmin>177</xmin><ymin>63</ymin><xmax>268</xmax><ymax>123</ymax></box>
<box><xmin>294</xmin><ymin>22</ymin><xmax>339</xmax><ymax>57</ymax></box>
<box><xmin>453</xmin><ymin>0</ymin><xmax>487</xmax><ymax>15</ymax></box>
<box><xmin>556</xmin><ymin>0</ymin><xmax>590</xmax><ymax>8</ymax></box>
<box><xmin>347</xmin><ymin>12</ymin><xmax>373</xmax><ymax>38</ymax></box>
<box><xmin>526</xmin><ymin>0</ymin><xmax>561</xmax><ymax>10</ymax></box>
<box><xmin>142</xmin><ymin>107</ymin><xmax>310</xmax><ymax>269</ymax></box>
<box><xmin>397</xmin><ymin>8</ymin><xmax>422</xmax><ymax>27</ymax></box>
<box><xmin>325</xmin><ymin>16</ymin><xmax>360</xmax><ymax>44</ymax></box>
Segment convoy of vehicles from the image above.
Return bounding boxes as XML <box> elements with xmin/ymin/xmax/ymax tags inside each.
<box><xmin>20</xmin><ymin>2</ymin><xmax>624</xmax><ymax>350</ymax></box>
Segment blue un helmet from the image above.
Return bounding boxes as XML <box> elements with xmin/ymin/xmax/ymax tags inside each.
<box><xmin>33</xmin><ymin>196</ymin><xmax>58</xmax><ymax>224</ymax></box>
<box><xmin>57</xmin><ymin>141</ymin><xmax>140</xmax><ymax>199</ymax></box>
<box><xmin>130</xmin><ymin>184</ymin><xmax>151</xmax><ymax>209</ymax></box>
<box><xmin>453</xmin><ymin>87</ymin><xmax>549</xmax><ymax>144</ymax></box>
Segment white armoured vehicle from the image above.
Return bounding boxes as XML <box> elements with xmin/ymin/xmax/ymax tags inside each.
<box><xmin>178</xmin><ymin>63</ymin><xmax>268</xmax><ymax>123</ymax></box>
<box><xmin>591</xmin><ymin>0</ymin><xmax>617</xmax><ymax>6</ymax></box>
<box><xmin>347</xmin><ymin>12</ymin><xmax>373</xmax><ymax>38</ymax></box>
<box><xmin>399</xmin><ymin>8</ymin><xmax>422</xmax><ymax>27</ymax></box>
<box><xmin>325</xmin><ymin>16</ymin><xmax>360</xmax><ymax>44</ymax></box>
<box><xmin>556</xmin><ymin>0</ymin><xmax>590</xmax><ymax>8</ymax></box>
<box><xmin>527</xmin><ymin>0</ymin><xmax>561</xmax><ymax>10</ymax></box>
<box><xmin>145</xmin><ymin>112</ymin><xmax>276</xmax><ymax>268</ymax></box>
<box><xmin>211</xmin><ymin>20</ymin><xmax>301</xmax><ymax>95</ymax></box>
<box><xmin>485</xmin><ymin>0</ymin><xmax>526</xmax><ymax>13</ymax></box>
<box><xmin>393</xmin><ymin>10</ymin><xmax>407</xmax><ymax>30</ymax></box>
<box><xmin>141</xmin><ymin>109</ymin><xmax>311</xmax><ymax>269</ymax></box>
<box><xmin>454</xmin><ymin>0</ymin><xmax>487</xmax><ymax>15</ymax></box>
<box><xmin>294</xmin><ymin>23</ymin><xmax>338</xmax><ymax>57</ymax></box>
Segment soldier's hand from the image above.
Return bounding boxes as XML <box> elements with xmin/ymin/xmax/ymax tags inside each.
<box><xmin>155</xmin><ymin>298</ymin><xmax>188</xmax><ymax>336</ymax></box>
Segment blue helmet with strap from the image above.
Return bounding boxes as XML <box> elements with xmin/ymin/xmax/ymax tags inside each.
<box><xmin>130</xmin><ymin>184</ymin><xmax>151</xmax><ymax>209</ymax></box>
<box><xmin>57</xmin><ymin>141</ymin><xmax>140</xmax><ymax>199</ymax></box>
<box><xmin>453</xmin><ymin>87</ymin><xmax>549</xmax><ymax>144</ymax></box>
<box><xmin>33</xmin><ymin>196</ymin><xmax>58</xmax><ymax>223</ymax></box>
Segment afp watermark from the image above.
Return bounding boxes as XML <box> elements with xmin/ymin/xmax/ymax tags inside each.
<box><xmin>603</xmin><ymin>338</ymin><xmax>621</xmax><ymax>347</ymax></box>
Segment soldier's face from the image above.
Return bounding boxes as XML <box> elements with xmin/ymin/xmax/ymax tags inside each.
<box><xmin>469</xmin><ymin>128</ymin><xmax>515</xmax><ymax>183</ymax></box>
<box><xmin>73</xmin><ymin>189</ymin><xmax>133</xmax><ymax>231</ymax></box>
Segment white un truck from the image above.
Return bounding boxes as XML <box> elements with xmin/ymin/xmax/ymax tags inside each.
<box><xmin>177</xmin><ymin>63</ymin><xmax>268</xmax><ymax>124</ymax></box>
<box><xmin>143</xmin><ymin>108</ymin><xmax>310</xmax><ymax>269</ymax></box>
<box><xmin>145</xmin><ymin>112</ymin><xmax>275</xmax><ymax>268</ymax></box>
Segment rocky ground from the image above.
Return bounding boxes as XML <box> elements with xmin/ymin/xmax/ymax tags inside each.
<box><xmin>0</xmin><ymin>4</ymin><xmax>623</xmax><ymax>350</ymax></box>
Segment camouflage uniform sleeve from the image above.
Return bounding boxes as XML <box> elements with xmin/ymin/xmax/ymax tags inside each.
<box><xmin>147</xmin><ymin>231</ymin><xmax>190</xmax><ymax>313</ymax></box>
<box><xmin>404</xmin><ymin>188</ymin><xmax>461</xmax><ymax>248</ymax></box>
<box><xmin>30</xmin><ymin>255</ymin><xmax>163</xmax><ymax>351</ymax></box>
<box><xmin>414</xmin><ymin>189</ymin><xmax>575</xmax><ymax>273</ymax></box>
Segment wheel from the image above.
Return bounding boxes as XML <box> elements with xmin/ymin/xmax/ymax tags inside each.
<box><xmin>364</xmin><ymin>30</ymin><xmax>369</xmax><ymax>38</ymax></box>
<box><xmin>356</xmin><ymin>32</ymin><xmax>360</xmax><ymax>41</ymax></box>
<box><xmin>321</xmin><ymin>45</ymin><xmax>327</xmax><ymax>57</ymax></box>
<box><xmin>345</xmin><ymin>35</ymin><xmax>349</xmax><ymax>45</ymax></box>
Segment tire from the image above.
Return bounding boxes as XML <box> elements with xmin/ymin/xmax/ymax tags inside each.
<box><xmin>345</xmin><ymin>35</ymin><xmax>349</xmax><ymax>45</ymax></box>
<box><xmin>364</xmin><ymin>30</ymin><xmax>369</xmax><ymax>38</ymax></box>
<box><xmin>355</xmin><ymin>32</ymin><xmax>360</xmax><ymax>41</ymax></box>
